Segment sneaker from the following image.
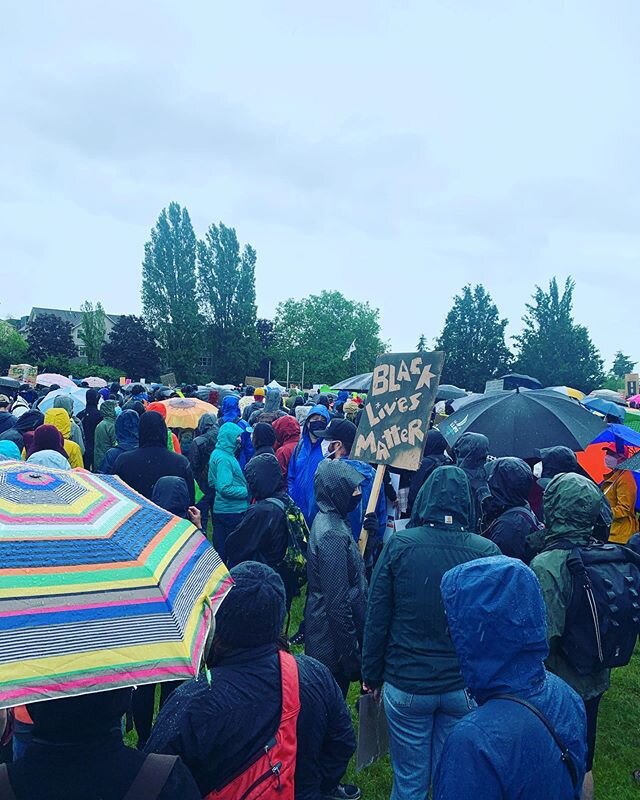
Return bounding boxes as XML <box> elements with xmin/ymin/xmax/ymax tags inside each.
<box><xmin>289</xmin><ymin>629</ymin><xmax>305</xmax><ymax>646</ymax></box>
<box><xmin>323</xmin><ymin>784</ymin><xmax>361</xmax><ymax>800</ymax></box>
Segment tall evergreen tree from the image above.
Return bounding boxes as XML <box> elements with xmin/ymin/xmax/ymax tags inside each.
<box><xmin>142</xmin><ymin>203</ymin><xmax>200</xmax><ymax>381</ymax></box>
<box><xmin>197</xmin><ymin>222</ymin><xmax>259</xmax><ymax>382</ymax></box>
<box><xmin>436</xmin><ymin>285</ymin><xmax>512</xmax><ymax>392</ymax></box>
<box><xmin>103</xmin><ymin>315</ymin><xmax>161</xmax><ymax>380</ymax></box>
<box><xmin>27</xmin><ymin>314</ymin><xmax>77</xmax><ymax>364</ymax></box>
<box><xmin>611</xmin><ymin>351</ymin><xmax>636</xmax><ymax>379</ymax></box>
<box><xmin>78</xmin><ymin>301</ymin><xmax>106</xmax><ymax>365</ymax></box>
<box><xmin>514</xmin><ymin>277</ymin><xmax>603</xmax><ymax>392</ymax></box>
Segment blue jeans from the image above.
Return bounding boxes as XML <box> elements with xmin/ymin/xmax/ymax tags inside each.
<box><xmin>383</xmin><ymin>683</ymin><xmax>474</xmax><ymax>800</ymax></box>
<box><xmin>212</xmin><ymin>512</ymin><xmax>245</xmax><ymax>562</ymax></box>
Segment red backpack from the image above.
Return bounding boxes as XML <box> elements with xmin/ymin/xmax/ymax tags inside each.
<box><xmin>206</xmin><ymin>650</ymin><xmax>301</xmax><ymax>800</ymax></box>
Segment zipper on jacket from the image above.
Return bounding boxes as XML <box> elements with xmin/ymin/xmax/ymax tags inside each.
<box><xmin>237</xmin><ymin>760</ymin><xmax>283</xmax><ymax>800</ymax></box>
<box><xmin>584</xmin><ymin>580</ymin><xmax>604</xmax><ymax>663</ymax></box>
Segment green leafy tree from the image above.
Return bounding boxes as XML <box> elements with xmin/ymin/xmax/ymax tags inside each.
<box><xmin>78</xmin><ymin>301</ymin><xmax>106</xmax><ymax>365</ymax></box>
<box><xmin>436</xmin><ymin>285</ymin><xmax>512</xmax><ymax>392</ymax></box>
<box><xmin>197</xmin><ymin>222</ymin><xmax>259</xmax><ymax>383</ymax></box>
<box><xmin>142</xmin><ymin>203</ymin><xmax>200</xmax><ymax>381</ymax></box>
<box><xmin>0</xmin><ymin>321</ymin><xmax>28</xmax><ymax>373</ymax></box>
<box><xmin>272</xmin><ymin>290</ymin><xmax>386</xmax><ymax>386</ymax></box>
<box><xmin>611</xmin><ymin>351</ymin><xmax>636</xmax><ymax>380</ymax></box>
<box><xmin>514</xmin><ymin>277</ymin><xmax>604</xmax><ymax>393</ymax></box>
<box><xmin>27</xmin><ymin>313</ymin><xmax>77</xmax><ymax>364</ymax></box>
<box><xmin>103</xmin><ymin>315</ymin><xmax>161</xmax><ymax>381</ymax></box>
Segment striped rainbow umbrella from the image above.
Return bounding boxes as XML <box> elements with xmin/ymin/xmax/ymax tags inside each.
<box><xmin>0</xmin><ymin>462</ymin><xmax>232</xmax><ymax>709</ymax></box>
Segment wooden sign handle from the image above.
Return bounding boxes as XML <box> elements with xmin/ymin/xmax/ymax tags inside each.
<box><xmin>358</xmin><ymin>464</ymin><xmax>387</xmax><ymax>556</ymax></box>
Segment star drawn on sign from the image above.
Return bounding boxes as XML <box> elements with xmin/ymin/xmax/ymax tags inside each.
<box><xmin>421</xmin><ymin>364</ymin><xmax>435</xmax><ymax>388</ymax></box>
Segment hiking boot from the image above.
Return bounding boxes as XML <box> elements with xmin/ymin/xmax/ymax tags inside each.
<box><xmin>323</xmin><ymin>784</ymin><xmax>361</xmax><ymax>800</ymax></box>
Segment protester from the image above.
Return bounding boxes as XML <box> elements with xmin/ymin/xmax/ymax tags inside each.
<box><xmin>219</xmin><ymin>394</ymin><xmax>253</xmax><ymax>468</ymax></box>
<box><xmin>0</xmin><ymin>395</ymin><xmax>16</xmax><ymax>436</ymax></box>
<box><xmin>146</xmin><ymin>401</ymin><xmax>183</xmax><ymax>453</ymax></box>
<box><xmin>0</xmin><ymin>441</ymin><xmax>21</xmax><ymax>460</ymax></box>
<box><xmin>249</xmin><ymin>387</ymin><xmax>288</xmax><ymax>426</ymax></box>
<box><xmin>9</xmin><ymin>395</ymin><xmax>29</xmax><ymax>419</ymax></box>
<box><xmin>251</xmin><ymin>421</ymin><xmax>277</xmax><ymax>457</ymax></box>
<box><xmin>53</xmin><ymin>395</ymin><xmax>85</xmax><ymax>455</ymax></box>
<box><xmin>305</xmin><ymin>459</ymin><xmax>368</xmax><ymax>699</ymax></box>
<box><xmin>0</xmin><ymin>420</ymin><xmax>22</xmax><ymax>450</ymax></box>
<box><xmin>99</xmin><ymin>409</ymin><xmax>139</xmax><ymax>474</ymax></box>
<box><xmin>530</xmin><ymin>473</ymin><xmax>609</xmax><ymax>800</ymax></box>
<box><xmin>115</xmin><ymin>412</ymin><xmax>195</xmax><ymax>504</ymax></box>
<box><xmin>13</xmin><ymin>409</ymin><xmax>45</xmax><ymax>456</ymax></box>
<box><xmin>601</xmin><ymin>446</ymin><xmax>639</xmax><ymax>543</ymax></box>
<box><xmin>317</xmin><ymin>418</ymin><xmax>387</xmax><ymax>569</ymax></box>
<box><xmin>362</xmin><ymin>465</ymin><xmax>500</xmax><ymax>800</ymax></box>
<box><xmin>242</xmin><ymin>385</ymin><xmax>265</xmax><ymax>421</ymax></box>
<box><xmin>80</xmin><ymin>389</ymin><xmax>103</xmax><ymax>470</ymax></box>
<box><xmin>26</xmin><ymin>424</ymin><xmax>69</xmax><ymax>463</ymax></box>
<box><xmin>208</xmin><ymin>422</ymin><xmax>249</xmax><ymax>560</ymax></box>
<box><xmin>27</xmin><ymin>450</ymin><xmax>70</xmax><ymax>469</ymax></box>
<box><xmin>481</xmin><ymin>457</ymin><xmax>543</xmax><ymax>563</ymax></box>
<box><xmin>238</xmin><ymin>385</ymin><xmax>255</xmax><ymax>415</ymax></box>
<box><xmin>227</xmin><ymin>452</ymin><xmax>306</xmax><ymax>609</ymax></box>
<box><xmin>273</xmin><ymin>414</ymin><xmax>301</xmax><ymax>480</ymax></box>
<box><xmin>288</xmin><ymin>404</ymin><xmax>330</xmax><ymax>524</ymax></box>
<box><xmin>452</xmin><ymin>432</ymin><xmax>490</xmax><ymax>531</ymax></box>
<box><xmin>407</xmin><ymin>429</ymin><xmax>449</xmax><ymax>514</ymax></box>
<box><xmin>93</xmin><ymin>400</ymin><xmax>118</xmax><ymax>473</ymax></box>
<box><xmin>434</xmin><ymin>556</ymin><xmax>587</xmax><ymax>800</ymax></box>
<box><xmin>43</xmin><ymin>409</ymin><xmax>83</xmax><ymax>468</ymax></box>
<box><xmin>3</xmin><ymin>689</ymin><xmax>200</xmax><ymax>799</ymax></box>
<box><xmin>188</xmin><ymin>412</ymin><xmax>219</xmax><ymax>529</ymax></box>
<box><xmin>146</xmin><ymin>562</ymin><xmax>357</xmax><ymax>800</ymax></box>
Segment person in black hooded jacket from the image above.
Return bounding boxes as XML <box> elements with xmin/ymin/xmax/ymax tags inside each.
<box><xmin>407</xmin><ymin>429</ymin><xmax>449</xmax><ymax>514</ymax></box>
<box><xmin>115</xmin><ymin>411</ymin><xmax>195</xmax><ymax>504</ymax></box>
<box><xmin>226</xmin><ymin>453</ymin><xmax>301</xmax><ymax>607</ymax></box>
<box><xmin>4</xmin><ymin>688</ymin><xmax>200</xmax><ymax>800</ymax></box>
<box><xmin>452</xmin><ymin>432</ymin><xmax>490</xmax><ymax>532</ymax></box>
<box><xmin>79</xmin><ymin>389</ymin><xmax>103</xmax><ymax>470</ymax></box>
<box><xmin>482</xmin><ymin>457</ymin><xmax>542</xmax><ymax>564</ymax></box>
<box><xmin>251</xmin><ymin>421</ymin><xmax>277</xmax><ymax>458</ymax></box>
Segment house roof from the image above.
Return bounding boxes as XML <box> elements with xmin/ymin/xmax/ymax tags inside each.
<box><xmin>29</xmin><ymin>308</ymin><xmax>122</xmax><ymax>328</ymax></box>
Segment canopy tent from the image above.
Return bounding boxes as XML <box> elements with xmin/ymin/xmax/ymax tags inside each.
<box><xmin>267</xmin><ymin>380</ymin><xmax>287</xmax><ymax>391</ymax></box>
<box><xmin>331</xmin><ymin>373</ymin><xmax>373</xmax><ymax>393</ymax></box>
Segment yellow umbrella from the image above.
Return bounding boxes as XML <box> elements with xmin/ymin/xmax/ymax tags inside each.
<box><xmin>548</xmin><ymin>386</ymin><xmax>585</xmax><ymax>401</ymax></box>
<box><xmin>160</xmin><ymin>398</ymin><xmax>217</xmax><ymax>429</ymax></box>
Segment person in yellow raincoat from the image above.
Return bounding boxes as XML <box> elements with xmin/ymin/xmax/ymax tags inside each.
<box><xmin>43</xmin><ymin>408</ymin><xmax>84</xmax><ymax>469</ymax></box>
<box><xmin>601</xmin><ymin>446</ymin><xmax>639</xmax><ymax>543</ymax></box>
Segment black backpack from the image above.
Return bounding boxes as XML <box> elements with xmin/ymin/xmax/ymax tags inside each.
<box><xmin>548</xmin><ymin>540</ymin><xmax>640</xmax><ymax>675</ymax></box>
<box><xmin>265</xmin><ymin>496</ymin><xmax>309</xmax><ymax>592</ymax></box>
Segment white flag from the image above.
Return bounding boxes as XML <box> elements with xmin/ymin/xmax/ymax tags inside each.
<box><xmin>343</xmin><ymin>340</ymin><xmax>357</xmax><ymax>361</ymax></box>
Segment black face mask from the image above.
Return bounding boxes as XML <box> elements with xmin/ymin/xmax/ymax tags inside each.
<box><xmin>346</xmin><ymin>493</ymin><xmax>362</xmax><ymax>512</ymax></box>
<box><xmin>308</xmin><ymin>420</ymin><xmax>327</xmax><ymax>437</ymax></box>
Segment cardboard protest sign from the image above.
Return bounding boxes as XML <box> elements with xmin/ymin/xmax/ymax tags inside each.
<box><xmin>160</xmin><ymin>372</ymin><xmax>177</xmax><ymax>387</ymax></box>
<box><xmin>9</xmin><ymin>364</ymin><xmax>37</xmax><ymax>387</ymax></box>
<box><xmin>350</xmin><ymin>351</ymin><xmax>445</xmax><ymax>472</ymax></box>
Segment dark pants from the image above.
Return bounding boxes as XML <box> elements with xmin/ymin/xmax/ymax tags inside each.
<box><xmin>332</xmin><ymin>669</ymin><xmax>352</xmax><ymax>700</ymax></box>
<box><xmin>197</xmin><ymin>488</ymin><xmax>215</xmax><ymax>533</ymax></box>
<box><xmin>132</xmin><ymin>681</ymin><xmax>182</xmax><ymax>748</ymax></box>
<box><xmin>212</xmin><ymin>512</ymin><xmax>245</xmax><ymax>561</ymax></box>
<box><xmin>584</xmin><ymin>693</ymin><xmax>603</xmax><ymax>771</ymax></box>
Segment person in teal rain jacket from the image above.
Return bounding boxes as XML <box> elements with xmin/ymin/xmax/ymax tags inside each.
<box><xmin>208</xmin><ymin>422</ymin><xmax>249</xmax><ymax>560</ymax></box>
<box><xmin>287</xmin><ymin>404</ymin><xmax>330</xmax><ymax>524</ymax></box>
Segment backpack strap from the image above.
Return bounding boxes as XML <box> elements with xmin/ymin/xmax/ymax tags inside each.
<box><xmin>490</xmin><ymin>694</ymin><xmax>579</xmax><ymax>790</ymax></box>
<box><xmin>123</xmin><ymin>754</ymin><xmax>179</xmax><ymax>800</ymax></box>
<box><xmin>0</xmin><ymin>765</ymin><xmax>16</xmax><ymax>800</ymax></box>
<box><xmin>265</xmin><ymin>497</ymin><xmax>286</xmax><ymax>513</ymax></box>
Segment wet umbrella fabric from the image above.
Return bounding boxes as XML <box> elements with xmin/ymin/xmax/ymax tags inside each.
<box><xmin>439</xmin><ymin>389</ymin><xmax>606</xmax><ymax>459</ymax></box>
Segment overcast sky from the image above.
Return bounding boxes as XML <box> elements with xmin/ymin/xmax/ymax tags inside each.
<box><xmin>1</xmin><ymin>1</ymin><xmax>638</xmax><ymax>370</ymax></box>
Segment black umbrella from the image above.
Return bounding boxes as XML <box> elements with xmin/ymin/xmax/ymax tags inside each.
<box><xmin>618</xmin><ymin>451</ymin><xmax>640</xmax><ymax>472</ymax></box>
<box><xmin>501</xmin><ymin>373</ymin><xmax>543</xmax><ymax>390</ymax></box>
<box><xmin>439</xmin><ymin>389</ymin><xmax>607</xmax><ymax>459</ymax></box>
<box><xmin>0</xmin><ymin>376</ymin><xmax>20</xmax><ymax>390</ymax></box>
<box><xmin>331</xmin><ymin>373</ymin><xmax>373</xmax><ymax>393</ymax></box>
<box><xmin>436</xmin><ymin>384</ymin><xmax>467</xmax><ymax>402</ymax></box>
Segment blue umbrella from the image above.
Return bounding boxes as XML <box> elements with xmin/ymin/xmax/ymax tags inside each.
<box><xmin>582</xmin><ymin>397</ymin><xmax>625</xmax><ymax>423</ymax></box>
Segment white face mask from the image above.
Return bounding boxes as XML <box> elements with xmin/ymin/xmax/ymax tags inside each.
<box><xmin>321</xmin><ymin>439</ymin><xmax>331</xmax><ymax>457</ymax></box>
<box><xmin>321</xmin><ymin>440</ymin><xmax>340</xmax><ymax>459</ymax></box>
<box><xmin>533</xmin><ymin>462</ymin><xmax>543</xmax><ymax>479</ymax></box>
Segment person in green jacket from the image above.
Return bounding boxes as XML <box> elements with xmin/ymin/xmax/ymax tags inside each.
<box><xmin>208</xmin><ymin>422</ymin><xmax>249</xmax><ymax>561</ymax></box>
<box><xmin>362</xmin><ymin>465</ymin><xmax>499</xmax><ymax>800</ymax></box>
<box><xmin>92</xmin><ymin>401</ymin><xmax>118</xmax><ymax>473</ymax></box>
<box><xmin>530</xmin><ymin>473</ymin><xmax>608</xmax><ymax>800</ymax></box>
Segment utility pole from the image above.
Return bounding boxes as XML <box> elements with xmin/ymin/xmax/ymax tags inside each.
<box><xmin>286</xmin><ymin>361</ymin><xmax>290</xmax><ymax>389</ymax></box>
<box><xmin>301</xmin><ymin>361</ymin><xmax>305</xmax><ymax>390</ymax></box>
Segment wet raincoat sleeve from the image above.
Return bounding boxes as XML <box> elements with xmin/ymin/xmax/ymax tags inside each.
<box><xmin>361</xmin><ymin>540</ymin><xmax>394</xmax><ymax>689</ymax></box>
<box><xmin>212</xmin><ymin>456</ymin><xmax>248</xmax><ymax>502</ymax></box>
<box><xmin>434</xmin><ymin>718</ymin><xmax>504</xmax><ymax>800</ymax></box>
<box><xmin>530</xmin><ymin>554</ymin><xmax>571</xmax><ymax>642</ymax></box>
<box><xmin>317</xmin><ymin>533</ymin><xmax>361</xmax><ymax>678</ymax></box>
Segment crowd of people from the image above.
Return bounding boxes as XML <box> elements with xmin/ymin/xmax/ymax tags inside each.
<box><xmin>0</xmin><ymin>379</ymin><xmax>639</xmax><ymax>799</ymax></box>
